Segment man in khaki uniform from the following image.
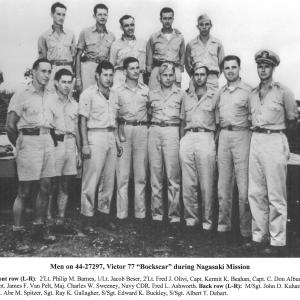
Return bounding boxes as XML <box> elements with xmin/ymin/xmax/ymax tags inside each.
<box><xmin>248</xmin><ymin>50</ymin><xmax>297</xmax><ymax>256</ymax></box>
<box><xmin>79</xmin><ymin>61</ymin><xmax>122</xmax><ymax>234</ymax></box>
<box><xmin>110</xmin><ymin>15</ymin><xmax>146</xmax><ymax>87</ymax></box>
<box><xmin>180</xmin><ymin>63</ymin><xmax>217</xmax><ymax>234</ymax></box>
<box><xmin>116</xmin><ymin>57</ymin><xmax>149</xmax><ymax>223</ymax></box>
<box><xmin>185</xmin><ymin>14</ymin><xmax>224</xmax><ymax>92</ymax></box>
<box><xmin>75</xmin><ymin>3</ymin><xmax>115</xmax><ymax>92</ymax></box>
<box><xmin>216</xmin><ymin>55</ymin><xmax>252</xmax><ymax>244</ymax></box>
<box><xmin>6</xmin><ymin>58</ymin><xmax>56</xmax><ymax>253</ymax></box>
<box><xmin>38</xmin><ymin>2</ymin><xmax>76</xmax><ymax>90</ymax></box>
<box><xmin>146</xmin><ymin>7</ymin><xmax>185</xmax><ymax>90</ymax></box>
<box><xmin>148</xmin><ymin>62</ymin><xmax>183</xmax><ymax>235</ymax></box>
<box><xmin>46</xmin><ymin>68</ymin><xmax>81</xmax><ymax>234</ymax></box>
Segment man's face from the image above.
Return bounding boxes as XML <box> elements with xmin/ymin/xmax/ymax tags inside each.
<box><xmin>160</xmin><ymin>12</ymin><xmax>174</xmax><ymax>30</ymax></box>
<box><xmin>159</xmin><ymin>69</ymin><xmax>175</xmax><ymax>88</ymax></box>
<box><xmin>197</xmin><ymin>19</ymin><xmax>212</xmax><ymax>36</ymax></box>
<box><xmin>94</xmin><ymin>8</ymin><xmax>108</xmax><ymax>25</ymax></box>
<box><xmin>223</xmin><ymin>60</ymin><xmax>240</xmax><ymax>83</ymax></box>
<box><xmin>55</xmin><ymin>75</ymin><xmax>73</xmax><ymax>96</ymax></box>
<box><xmin>193</xmin><ymin>67</ymin><xmax>208</xmax><ymax>88</ymax></box>
<box><xmin>257</xmin><ymin>63</ymin><xmax>274</xmax><ymax>81</ymax></box>
<box><xmin>121</xmin><ymin>17</ymin><xmax>135</xmax><ymax>37</ymax></box>
<box><xmin>34</xmin><ymin>62</ymin><xmax>52</xmax><ymax>87</ymax></box>
<box><xmin>52</xmin><ymin>7</ymin><xmax>66</xmax><ymax>26</ymax></box>
<box><xmin>125</xmin><ymin>61</ymin><xmax>140</xmax><ymax>81</ymax></box>
<box><xmin>96</xmin><ymin>68</ymin><xmax>114</xmax><ymax>88</ymax></box>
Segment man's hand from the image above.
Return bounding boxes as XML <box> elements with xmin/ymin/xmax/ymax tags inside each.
<box><xmin>116</xmin><ymin>141</ymin><xmax>123</xmax><ymax>157</ymax></box>
<box><xmin>76</xmin><ymin>152</ymin><xmax>82</xmax><ymax>168</ymax></box>
<box><xmin>82</xmin><ymin>145</ymin><xmax>91</xmax><ymax>159</ymax></box>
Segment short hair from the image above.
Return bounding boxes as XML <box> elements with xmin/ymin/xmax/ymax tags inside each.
<box><xmin>32</xmin><ymin>58</ymin><xmax>52</xmax><ymax>70</ymax></box>
<box><xmin>51</xmin><ymin>2</ymin><xmax>66</xmax><ymax>14</ymax></box>
<box><xmin>119</xmin><ymin>15</ymin><xmax>134</xmax><ymax>26</ymax></box>
<box><xmin>95</xmin><ymin>61</ymin><xmax>114</xmax><ymax>75</ymax></box>
<box><xmin>220</xmin><ymin>55</ymin><xmax>241</xmax><ymax>71</ymax></box>
<box><xmin>193</xmin><ymin>66</ymin><xmax>209</xmax><ymax>76</ymax></box>
<box><xmin>123</xmin><ymin>57</ymin><xmax>139</xmax><ymax>69</ymax></box>
<box><xmin>54</xmin><ymin>68</ymin><xmax>73</xmax><ymax>81</ymax></box>
<box><xmin>160</xmin><ymin>7</ymin><xmax>174</xmax><ymax>18</ymax></box>
<box><xmin>93</xmin><ymin>3</ymin><xmax>108</xmax><ymax>15</ymax></box>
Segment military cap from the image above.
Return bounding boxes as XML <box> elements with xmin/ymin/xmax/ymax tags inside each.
<box><xmin>255</xmin><ymin>49</ymin><xmax>280</xmax><ymax>66</ymax></box>
<box><xmin>159</xmin><ymin>62</ymin><xmax>175</xmax><ymax>74</ymax></box>
<box><xmin>193</xmin><ymin>62</ymin><xmax>209</xmax><ymax>73</ymax></box>
<box><xmin>198</xmin><ymin>14</ymin><xmax>211</xmax><ymax>23</ymax></box>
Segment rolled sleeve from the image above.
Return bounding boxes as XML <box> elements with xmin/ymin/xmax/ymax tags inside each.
<box><xmin>8</xmin><ymin>93</ymin><xmax>23</xmax><ymax>117</ymax></box>
<box><xmin>78</xmin><ymin>91</ymin><xmax>91</xmax><ymax>118</ymax></box>
<box><xmin>283</xmin><ymin>88</ymin><xmax>298</xmax><ymax>120</ymax></box>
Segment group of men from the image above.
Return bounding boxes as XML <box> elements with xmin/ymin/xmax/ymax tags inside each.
<box><xmin>5</xmin><ymin>2</ymin><xmax>298</xmax><ymax>257</ymax></box>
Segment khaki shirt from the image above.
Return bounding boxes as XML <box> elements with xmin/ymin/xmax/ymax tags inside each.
<box><xmin>110</xmin><ymin>36</ymin><xmax>146</xmax><ymax>71</ymax></box>
<box><xmin>38</xmin><ymin>27</ymin><xmax>76</xmax><ymax>62</ymax></box>
<box><xmin>117</xmin><ymin>82</ymin><xmax>149</xmax><ymax>122</ymax></box>
<box><xmin>249</xmin><ymin>81</ymin><xmax>298</xmax><ymax>130</ymax></box>
<box><xmin>77</xmin><ymin>25</ymin><xmax>115</xmax><ymax>60</ymax></box>
<box><xmin>146</xmin><ymin>29</ymin><xmax>185</xmax><ymax>72</ymax></box>
<box><xmin>216</xmin><ymin>80</ymin><xmax>252</xmax><ymax>128</ymax></box>
<box><xmin>149</xmin><ymin>85</ymin><xmax>184</xmax><ymax>124</ymax></box>
<box><xmin>8</xmin><ymin>84</ymin><xmax>54</xmax><ymax>130</ymax></box>
<box><xmin>78</xmin><ymin>85</ymin><xmax>118</xmax><ymax>129</ymax></box>
<box><xmin>185</xmin><ymin>35</ymin><xmax>224</xmax><ymax>76</ymax></box>
<box><xmin>47</xmin><ymin>92</ymin><xmax>78</xmax><ymax>135</ymax></box>
<box><xmin>180</xmin><ymin>89</ymin><xmax>217</xmax><ymax>131</ymax></box>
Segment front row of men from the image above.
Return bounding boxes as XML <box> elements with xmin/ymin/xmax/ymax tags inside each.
<box><xmin>6</xmin><ymin>49</ymin><xmax>297</xmax><ymax>256</ymax></box>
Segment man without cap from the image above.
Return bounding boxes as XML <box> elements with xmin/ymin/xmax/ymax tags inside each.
<box><xmin>6</xmin><ymin>59</ymin><xmax>57</xmax><ymax>253</ymax></box>
<box><xmin>179</xmin><ymin>63</ymin><xmax>217</xmax><ymax>235</ymax></box>
<box><xmin>110</xmin><ymin>15</ymin><xmax>146</xmax><ymax>87</ymax></box>
<box><xmin>115</xmin><ymin>57</ymin><xmax>149</xmax><ymax>225</ymax></box>
<box><xmin>146</xmin><ymin>7</ymin><xmax>185</xmax><ymax>90</ymax></box>
<box><xmin>46</xmin><ymin>68</ymin><xmax>82</xmax><ymax>234</ymax></box>
<box><xmin>148</xmin><ymin>62</ymin><xmax>183</xmax><ymax>236</ymax></box>
<box><xmin>215</xmin><ymin>55</ymin><xmax>252</xmax><ymax>245</ymax></box>
<box><xmin>75</xmin><ymin>3</ymin><xmax>115</xmax><ymax>92</ymax></box>
<box><xmin>38</xmin><ymin>2</ymin><xmax>76</xmax><ymax>91</ymax></box>
<box><xmin>185</xmin><ymin>14</ymin><xmax>224</xmax><ymax>92</ymax></box>
<box><xmin>248</xmin><ymin>50</ymin><xmax>298</xmax><ymax>256</ymax></box>
<box><xmin>79</xmin><ymin>61</ymin><xmax>122</xmax><ymax>234</ymax></box>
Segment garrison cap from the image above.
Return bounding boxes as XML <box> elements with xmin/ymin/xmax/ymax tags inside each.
<box><xmin>198</xmin><ymin>14</ymin><xmax>211</xmax><ymax>23</ymax></box>
<box><xmin>255</xmin><ymin>49</ymin><xmax>280</xmax><ymax>66</ymax></box>
<box><xmin>193</xmin><ymin>62</ymin><xmax>209</xmax><ymax>73</ymax></box>
<box><xmin>159</xmin><ymin>62</ymin><xmax>175</xmax><ymax>74</ymax></box>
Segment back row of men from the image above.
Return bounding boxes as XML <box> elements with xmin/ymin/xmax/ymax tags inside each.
<box><xmin>5</xmin><ymin>2</ymin><xmax>298</xmax><ymax>257</ymax></box>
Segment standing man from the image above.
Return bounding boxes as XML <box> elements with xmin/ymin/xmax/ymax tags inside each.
<box><xmin>248</xmin><ymin>50</ymin><xmax>297</xmax><ymax>256</ymax></box>
<box><xmin>185</xmin><ymin>14</ymin><xmax>224</xmax><ymax>91</ymax></box>
<box><xmin>79</xmin><ymin>61</ymin><xmax>122</xmax><ymax>234</ymax></box>
<box><xmin>46</xmin><ymin>69</ymin><xmax>81</xmax><ymax>233</ymax></box>
<box><xmin>110</xmin><ymin>15</ymin><xmax>146</xmax><ymax>87</ymax></box>
<box><xmin>180</xmin><ymin>63</ymin><xmax>217</xmax><ymax>234</ymax></box>
<box><xmin>146</xmin><ymin>7</ymin><xmax>185</xmax><ymax>90</ymax></box>
<box><xmin>148</xmin><ymin>62</ymin><xmax>183</xmax><ymax>235</ymax></box>
<box><xmin>6</xmin><ymin>58</ymin><xmax>56</xmax><ymax>253</ymax></box>
<box><xmin>76</xmin><ymin>3</ymin><xmax>115</xmax><ymax>92</ymax></box>
<box><xmin>116</xmin><ymin>57</ymin><xmax>149</xmax><ymax>224</ymax></box>
<box><xmin>216</xmin><ymin>55</ymin><xmax>252</xmax><ymax>244</ymax></box>
<box><xmin>38</xmin><ymin>2</ymin><xmax>76</xmax><ymax>90</ymax></box>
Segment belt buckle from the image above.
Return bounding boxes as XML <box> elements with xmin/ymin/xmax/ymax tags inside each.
<box><xmin>227</xmin><ymin>125</ymin><xmax>233</xmax><ymax>131</ymax></box>
<box><xmin>266</xmin><ymin>129</ymin><xmax>271</xmax><ymax>134</ymax></box>
<box><xmin>160</xmin><ymin>121</ymin><xmax>166</xmax><ymax>127</ymax></box>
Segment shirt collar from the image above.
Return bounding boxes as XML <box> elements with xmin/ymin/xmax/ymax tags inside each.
<box><xmin>92</xmin><ymin>24</ymin><xmax>108</xmax><ymax>34</ymax></box>
<box><xmin>51</xmin><ymin>25</ymin><xmax>66</xmax><ymax>35</ymax></box>
<box><xmin>223</xmin><ymin>78</ymin><xmax>245</xmax><ymax>92</ymax></box>
<box><xmin>121</xmin><ymin>34</ymin><xmax>136</xmax><ymax>41</ymax></box>
<box><xmin>27</xmin><ymin>83</ymin><xmax>50</xmax><ymax>94</ymax></box>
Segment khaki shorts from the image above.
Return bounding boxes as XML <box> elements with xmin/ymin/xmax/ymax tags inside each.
<box><xmin>55</xmin><ymin>136</ymin><xmax>77</xmax><ymax>176</ymax></box>
<box><xmin>16</xmin><ymin>134</ymin><xmax>56</xmax><ymax>181</ymax></box>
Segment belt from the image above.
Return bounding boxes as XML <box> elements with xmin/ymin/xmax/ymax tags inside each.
<box><xmin>120</xmin><ymin>120</ymin><xmax>148</xmax><ymax>126</ymax></box>
<box><xmin>221</xmin><ymin>125</ymin><xmax>249</xmax><ymax>131</ymax></box>
<box><xmin>86</xmin><ymin>57</ymin><xmax>108</xmax><ymax>64</ymax></box>
<box><xmin>151</xmin><ymin>122</ymin><xmax>180</xmax><ymax>127</ymax></box>
<box><xmin>251</xmin><ymin>127</ymin><xmax>283</xmax><ymax>134</ymax></box>
<box><xmin>186</xmin><ymin>127</ymin><xmax>213</xmax><ymax>133</ymax></box>
<box><xmin>0</xmin><ymin>131</ymin><xmax>6</xmax><ymax>135</ymax></box>
<box><xmin>88</xmin><ymin>127</ymin><xmax>115</xmax><ymax>132</ymax></box>
<box><xmin>55</xmin><ymin>133</ymin><xmax>74</xmax><ymax>142</ymax></box>
<box><xmin>21</xmin><ymin>128</ymin><xmax>50</xmax><ymax>135</ymax></box>
<box><xmin>51</xmin><ymin>60</ymin><xmax>72</xmax><ymax>66</ymax></box>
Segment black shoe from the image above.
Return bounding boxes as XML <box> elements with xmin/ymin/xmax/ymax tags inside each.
<box><xmin>168</xmin><ymin>222</ymin><xmax>181</xmax><ymax>238</ymax></box>
<box><xmin>97</xmin><ymin>213</ymin><xmax>117</xmax><ymax>231</ymax></box>
<box><xmin>217</xmin><ymin>231</ymin><xmax>233</xmax><ymax>244</ymax></box>
<box><xmin>52</xmin><ymin>224</ymin><xmax>76</xmax><ymax>235</ymax></box>
<box><xmin>259</xmin><ymin>246</ymin><xmax>287</xmax><ymax>257</ymax></box>
<box><xmin>32</xmin><ymin>224</ymin><xmax>56</xmax><ymax>244</ymax></box>
<box><xmin>12</xmin><ymin>231</ymin><xmax>32</xmax><ymax>254</ymax></box>
<box><xmin>134</xmin><ymin>218</ymin><xmax>147</xmax><ymax>234</ymax></box>
<box><xmin>183</xmin><ymin>225</ymin><xmax>201</xmax><ymax>240</ymax></box>
<box><xmin>82</xmin><ymin>225</ymin><xmax>97</xmax><ymax>235</ymax></box>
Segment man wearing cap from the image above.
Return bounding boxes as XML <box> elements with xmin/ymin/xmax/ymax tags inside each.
<box><xmin>110</xmin><ymin>15</ymin><xmax>146</xmax><ymax>87</ymax></box>
<box><xmin>38</xmin><ymin>2</ymin><xmax>76</xmax><ymax>91</ymax></box>
<box><xmin>79</xmin><ymin>61</ymin><xmax>122</xmax><ymax>234</ymax></box>
<box><xmin>248</xmin><ymin>49</ymin><xmax>298</xmax><ymax>256</ymax></box>
<box><xmin>179</xmin><ymin>63</ymin><xmax>217</xmax><ymax>235</ymax></box>
<box><xmin>115</xmin><ymin>57</ymin><xmax>149</xmax><ymax>225</ymax></box>
<box><xmin>6</xmin><ymin>58</ymin><xmax>56</xmax><ymax>253</ymax></box>
<box><xmin>215</xmin><ymin>55</ymin><xmax>252</xmax><ymax>245</ymax></box>
<box><xmin>148</xmin><ymin>61</ymin><xmax>184</xmax><ymax>235</ymax></box>
<box><xmin>185</xmin><ymin>14</ymin><xmax>224</xmax><ymax>92</ymax></box>
<box><xmin>75</xmin><ymin>4</ymin><xmax>115</xmax><ymax>92</ymax></box>
<box><xmin>146</xmin><ymin>7</ymin><xmax>185</xmax><ymax>90</ymax></box>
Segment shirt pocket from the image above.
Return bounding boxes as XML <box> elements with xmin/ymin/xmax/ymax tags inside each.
<box><xmin>267</xmin><ymin>99</ymin><xmax>283</xmax><ymax>112</ymax></box>
<box><xmin>23</xmin><ymin>103</ymin><xmax>40</xmax><ymax>123</ymax></box>
<box><xmin>92</xmin><ymin>102</ymin><xmax>106</xmax><ymax>120</ymax></box>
